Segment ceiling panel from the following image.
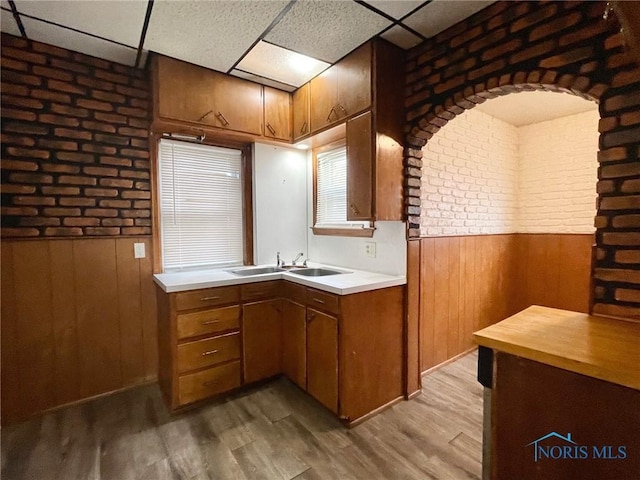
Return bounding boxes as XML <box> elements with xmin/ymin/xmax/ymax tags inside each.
<box><xmin>13</xmin><ymin>0</ymin><xmax>147</xmax><ymax>47</ymax></box>
<box><xmin>145</xmin><ymin>0</ymin><xmax>289</xmax><ymax>73</ymax></box>
<box><xmin>1</xmin><ymin>4</ymin><xmax>21</xmax><ymax>37</ymax></box>
<box><xmin>364</xmin><ymin>0</ymin><xmax>425</xmax><ymax>20</ymax></box>
<box><xmin>230</xmin><ymin>70</ymin><xmax>297</xmax><ymax>93</ymax></box>
<box><xmin>21</xmin><ymin>16</ymin><xmax>138</xmax><ymax>66</ymax></box>
<box><xmin>265</xmin><ymin>0</ymin><xmax>392</xmax><ymax>63</ymax></box>
<box><xmin>236</xmin><ymin>41</ymin><xmax>330</xmax><ymax>88</ymax></box>
<box><xmin>381</xmin><ymin>24</ymin><xmax>422</xmax><ymax>49</ymax></box>
<box><xmin>403</xmin><ymin>0</ymin><xmax>494</xmax><ymax>38</ymax></box>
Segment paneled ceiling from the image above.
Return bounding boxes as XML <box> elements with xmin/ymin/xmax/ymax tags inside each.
<box><xmin>1</xmin><ymin>0</ymin><xmax>494</xmax><ymax>92</ymax></box>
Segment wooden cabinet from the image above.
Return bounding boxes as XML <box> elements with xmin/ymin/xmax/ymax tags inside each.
<box><xmin>309</xmin><ymin>42</ymin><xmax>371</xmax><ymax>133</ymax></box>
<box><xmin>306</xmin><ymin>308</ymin><xmax>339</xmax><ymax>413</ymax></box>
<box><xmin>264</xmin><ymin>87</ymin><xmax>291</xmax><ymax>141</ymax></box>
<box><xmin>242</xmin><ymin>298</ymin><xmax>282</xmax><ymax>384</ymax></box>
<box><xmin>154</xmin><ymin>55</ymin><xmax>262</xmax><ymax>136</ymax></box>
<box><xmin>157</xmin><ymin>284</ymin><xmax>242</xmax><ymax>411</ymax></box>
<box><xmin>281</xmin><ymin>299</ymin><xmax>306</xmax><ymax>389</ymax></box>
<box><xmin>346</xmin><ymin>111</ymin><xmax>373</xmax><ymax>221</ymax></box>
<box><xmin>292</xmin><ymin>83</ymin><xmax>310</xmax><ymax>141</ymax></box>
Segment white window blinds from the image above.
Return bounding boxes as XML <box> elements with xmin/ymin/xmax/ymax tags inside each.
<box><xmin>158</xmin><ymin>139</ymin><xmax>244</xmax><ymax>271</ymax></box>
<box><xmin>316</xmin><ymin>146</ymin><xmax>369</xmax><ymax>229</ymax></box>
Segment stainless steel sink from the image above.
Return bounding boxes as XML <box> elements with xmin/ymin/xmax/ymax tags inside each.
<box><xmin>228</xmin><ymin>266</ymin><xmax>285</xmax><ymax>276</ymax></box>
<box><xmin>288</xmin><ymin>268</ymin><xmax>347</xmax><ymax>277</ymax></box>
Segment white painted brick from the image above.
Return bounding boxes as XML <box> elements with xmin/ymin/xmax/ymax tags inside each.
<box><xmin>420</xmin><ymin>105</ymin><xmax>598</xmax><ymax>236</ymax></box>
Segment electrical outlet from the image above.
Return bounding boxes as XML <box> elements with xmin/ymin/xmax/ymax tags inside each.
<box><xmin>134</xmin><ymin>242</ymin><xmax>146</xmax><ymax>259</ymax></box>
<box><xmin>364</xmin><ymin>241</ymin><xmax>376</xmax><ymax>258</ymax></box>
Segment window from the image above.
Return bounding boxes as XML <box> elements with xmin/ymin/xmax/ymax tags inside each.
<box><xmin>157</xmin><ymin>139</ymin><xmax>251</xmax><ymax>271</ymax></box>
<box><xmin>313</xmin><ymin>143</ymin><xmax>373</xmax><ymax>237</ymax></box>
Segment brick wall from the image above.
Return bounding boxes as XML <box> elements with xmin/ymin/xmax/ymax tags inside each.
<box><xmin>519</xmin><ymin>109</ymin><xmax>599</xmax><ymax>233</ymax></box>
<box><xmin>1</xmin><ymin>33</ymin><xmax>151</xmax><ymax>237</ymax></box>
<box><xmin>404</xmin><ymin>1</ymin><xmax>640</xmax><ymax>318</ymax></box>
<box><xmin>420</xmin><ymin>108</ymin><xmax>519</xmax><ymax>236</ymax></box>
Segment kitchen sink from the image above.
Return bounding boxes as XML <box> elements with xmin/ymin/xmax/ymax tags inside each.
<box><xmin>288</xmin><ymin>268</ymin><xmax>347</xmax><ymax>277</ymax></box>
<box><xmin>228</xmin><ymin>266</ymin><xmax>285</xmax><ymax>276</ymax></box>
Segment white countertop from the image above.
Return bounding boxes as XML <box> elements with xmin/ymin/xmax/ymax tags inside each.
<box><xmin>153</xmin><ymin>262</ymin><xmax>406</xmax><ymax>295</ymax></box>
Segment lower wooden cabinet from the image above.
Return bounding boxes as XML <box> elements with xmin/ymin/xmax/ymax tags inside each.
<box><xmin>157</xmin><ymin>281</ymin><xmax>404</xmax><ymax>424</ymax></box>
<box><xmin>306</xmin><ymin>308</ymin><xmax>338</xmax><ymax>413</ymax></box>
<box><xmin>242</xmin><ymin>299</ymin><xmax>282</xmax><ymax>383</ymax></box>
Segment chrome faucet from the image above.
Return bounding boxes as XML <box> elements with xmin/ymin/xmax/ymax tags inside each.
<box><xmin>276</xmin><ymin>251</ymin><xmax>282</xmax><ymax>267</ymax></box>
<box><xmin>292</xmin><ymin>252</ymin><xmax>304</xmax><ymax>266</ymax></box>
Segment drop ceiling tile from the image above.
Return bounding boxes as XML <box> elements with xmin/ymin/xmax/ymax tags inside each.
<box><xmin>403</xmin><ymin>0</ymin><xmax>494</xmax><ymax>38</ymax></box>
<box><xmin>364</xmin><ymin>1</ymin><xmax>425</xmax><ymax>20</ymax></box>
<box><xmin>236</xmin><ymin>41</ymin><xmax>329</xmax><ymax>88</ymax></box>
<box><xmin>230</xmin><ymin>69</ymin><xmax>297</xmax><ymax>93</ymax></box>
<box><xmin>1</xmin><ymin>5</ymin><xmax>21</xmax><ymax>37</ymax></box>
<box><xmin>145</xmin><ymin>0</ymin><xmax>290</xmax><ymax>73</ymax></box>
<box><xmin>13</xmin><ymin>0</ymin><xmax>147</xmax><ymax>47</ymax></box>
<box><xmin>381</xmin><ymin>24</ymin><xmax>422</xmax><ymax>49</ymax></box>
<box><xmin>265</xmin><ymin>0</ymin><xmax>392</xmax><ymax>63</ymax></box>
<box><xmin>21</xmin><ymin>16</ymin><xmax>138</xmax><ymax>66</ymax></box>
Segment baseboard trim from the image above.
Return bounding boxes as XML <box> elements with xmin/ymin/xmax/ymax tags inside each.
<box><xmin>421</xmin><ymin>347</ymin><xmax>477</xmax><ymax>376</ymax></box>
<box><xmin>345</xmin><ymin>395</ymin><xmax>404</xmax><ymax>428</ymax></box>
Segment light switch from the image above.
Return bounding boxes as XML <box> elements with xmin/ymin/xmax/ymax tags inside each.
<box><xmin>134</xmin><ymin>242</ymin><xmax>146</xmax><ymax>259</ymax></box>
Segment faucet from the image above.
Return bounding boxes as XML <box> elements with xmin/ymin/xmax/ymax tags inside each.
<box><xmin>276</xmin><ymin>251</ymin><xmax>282</xmax><ymax>267</ymax></box>
<box><xmin>292</xmin><ymin>252</ymin><xmax>304</xmax><ymax>266</ymax></box>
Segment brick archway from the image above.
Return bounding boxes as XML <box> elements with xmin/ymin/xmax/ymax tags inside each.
<box><xmin>403</xmin><ymin>69</ymin><xmax>605</xmax><ymax>237</ymax></box>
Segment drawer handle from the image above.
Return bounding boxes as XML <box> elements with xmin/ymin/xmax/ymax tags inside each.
<box><xmin>300</xmin><ymin>121</ymin><xmax>307</xmax><ymax>134</ymax></box>
<box><xmin>337</xmin><ymin>104</ymin><xmax>348</xmax><ymax>116</ymax></box>
<box><xmin>198</xmin><ymin>109</ymin><xmax>213</xmax><ymax>122</ymax></box>
<box><xmin>266</xmin><ymin>122</ymin><xmax>276</xmax><ymax>136</ymax></box>
<box><xmin>312</xmin><ymin>298</ymin><xmax>325</xmax><ymax>304</ymax></box>
<box><xmin>203</xmin><ymin>380</ymin><xmax>218</xmax><ymax>387</ymax></box>
<box><xmin>200</xmin><ymin>296</ymin><xmax>221</xmax><ymax>301</ymax></box>
<box><xmin>326</xmin><ymin>106</ymin><xmax>336</xmax><ymax>122</ymax></box>
<box><xmin>201</xmin><ymin>349</ymin><xmax>219</xmax><ymax>357</ymax></box>
<box><xmin>217</xmin><ymin>111</ymin><xmax>230</xmax><ymax>126</ymax></box>
<box><xmin>201</xmin><ymin>319</ymin><xmax>220</xmax><ymax>325</ymax></box>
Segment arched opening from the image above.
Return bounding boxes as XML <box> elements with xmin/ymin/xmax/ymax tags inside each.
<box><xmin>417</xmin><ymin>89</ymin><xmax>599</xmax><ymax>372</ymax></box>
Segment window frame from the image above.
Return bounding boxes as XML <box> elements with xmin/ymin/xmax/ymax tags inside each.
<box><xmin>312</xmin><ymin>140</ymin><xmax>375</xmax><ymax>238</ymax></box>
<box><xmin>151</xmin><ymin>134</ymin><xmax>253</xmax><ymax>273</ymax></box>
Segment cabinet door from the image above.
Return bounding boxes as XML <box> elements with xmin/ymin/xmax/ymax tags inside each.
<box><xmin>281</xmin><ymin>300</ymin><xmax>306</xmax><ymax>389</ymax></box>
<box><xmin>307</xmin><ymin>308</ymin><xmax>338</xmax><ymax>413</ymax></box>
<box><xmin>309</xmin><ymin>65</ymin><xmax>338</xmax><ymax>133</ymax></box>
<box><xmin>242</xmin><ymin>300</ymin><xmax>282</xmax><ymax>383</ymax></box>
<box><xmin>336</xmin><ymin>42</ymin><xmax>372</xmax><ymax>120</ymax></box>
<box><xmin>292</xmin><ymin>83</ymin><xmax>310</xmax><ymax>141</ymax></box>
<box><xmin>156</xmin><ymin>56</ymin><xmax>215</xmax><ymax>124</ymax></box>
<box><xmin>212</xmin><ymin>73</ymin><xmax>263</xmax><ymax>135</ymax></box>
<box><xmin>264</xmin><ymin>87</ymin><xmax>291</xmax><ymax>141</ymax></box>
<box><xmin>346</xmin><ymin>111</ymin><xmax>373</xmax><ymax>221</ymax></box>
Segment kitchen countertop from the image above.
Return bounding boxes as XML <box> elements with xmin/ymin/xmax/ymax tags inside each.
<box><xmin>473</xmin><ymin>305</ymin><xmax>640</xmax><ymax>391</ymax></box>
<box><xmin>153</xmin><ymin>262</ymin><xmax>406</xmax><ymax>295</ymax></box>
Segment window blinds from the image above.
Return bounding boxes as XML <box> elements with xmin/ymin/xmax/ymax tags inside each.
<box><xmin>158</xmin><ymin>139</ymin><xmax>243</xmax><ymax>271</ymax></box>
<box><xmin>316</xmin><ymin>147</ymin><xmax>348</xmax><ymax>226</ymax></box>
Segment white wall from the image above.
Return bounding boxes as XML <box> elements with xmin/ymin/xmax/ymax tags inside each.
<box><xmin>518</xmin><ymin>110</ymin><xmax>599</xmax><ymax>233</ymax></box>
<box><xmin>253</xmin><ymin>143</ymin><xmax>308</xmax><ymax>265</ymax></box>
<box><xmin>419</xmin><ymin>107</ymin><xmax>599</xmax><ymax>236</ymax></box>
<box><xmin>420</xmin><ymin>108</ymin><xmax>519</xmax><ymax>236</ymax></box>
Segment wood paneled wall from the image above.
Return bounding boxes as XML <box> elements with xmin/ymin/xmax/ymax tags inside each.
<box><xmin>1</xmin><ymin>237</ymin><xmax>157</xmax><ymax>425</ymax></box>
<box><xmin>416</xmin><ymin>234</ymin><xmax>593</xmax><ymax>373</ymax></box>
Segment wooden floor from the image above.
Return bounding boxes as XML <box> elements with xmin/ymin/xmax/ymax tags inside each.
<box><xmin>1</xmin><ymin>351</ymin><xmax>483</xmax><ymax>480</ymax></box>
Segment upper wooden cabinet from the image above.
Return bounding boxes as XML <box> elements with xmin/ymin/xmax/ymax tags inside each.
<box><xmin>292</xmin><ymin>83</ymin><xmax>310</xmax><ymax>141</ymax></box>
<box><xmin>263</xmin><ymin>87</ymin><xmax>291</xmax><ymax>142</ymax></box>
<box><xmin>154</xmin><ymin>55</ymin><xmax>262</xmax><ymax>136</ymax></box>
<box><xmin>309</xmin><ymin>42</ymin><xmax>371</xmax><ymax>133</ymax></box>
<box><xmin>346</xmin><ymin>111</ymin><xmax>373</xmax><ymax>221</ymax></box>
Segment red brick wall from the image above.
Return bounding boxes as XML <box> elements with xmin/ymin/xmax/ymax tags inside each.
<box><xmin>1</xmin><ymin>33</ymin><xmax>151</xmax><ymax>237</ymax></box>
<box><xmin>404</xmin><ymin>1</ymin><xmax>640</xmax><ymax>318</ymax></box>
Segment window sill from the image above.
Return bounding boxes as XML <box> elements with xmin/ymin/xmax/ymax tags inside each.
<box><xmin>311</xmin><ymin>226</ymin><xmax>375</xmax><ymax>238</ymax></box>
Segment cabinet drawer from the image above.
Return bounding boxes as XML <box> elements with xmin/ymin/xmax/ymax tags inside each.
<box><xmin>175</xmin><ymin>286</ymin><xmax>240</xmax><ymax>311</ymax></box>
<box><xmin>306</xmin><ymin>288</ymin><xmax>340</xmax><ymax>315</ymax></box>
<box><xmin>177</xmin><ymin>332</ymin><xmax>240</xmax><ymax>373</ymax></box>
<box><xmin>177</xmin><ymin>306</ymin><xmax>240</xmax><ymax>339</ymax></box>
<box><xmin>178</xmin><ymin>360</ymin><xmax>241</xmax><ymax>406</ymax></box>
<box><xmin>283</xmin><ymin>281</ymin><xmax>306</xmax><ymax>305</ymax></box>
<box><xmin>241</xmin><ymin>281</ymin><xmax>281</xmax><ymax>302</ymax></box>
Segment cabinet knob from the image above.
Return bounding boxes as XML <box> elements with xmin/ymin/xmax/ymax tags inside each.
<box><xmin>307</xmin><ymin>312</ymin><xmax>316</xmax><ymax>323</ymax></box>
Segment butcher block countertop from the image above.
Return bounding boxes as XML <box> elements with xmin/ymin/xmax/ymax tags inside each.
<box><xmin>474</xmin><ymin>305</ymin><xmax>640</xmax><ymax>391</ymax></box>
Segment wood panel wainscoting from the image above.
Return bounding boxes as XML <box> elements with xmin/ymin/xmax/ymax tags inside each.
<box><xmin>411</xmin><ymin>233</ymin><xmax>594</xmax><ymax>374</ymax></box>
<box><xmin>1</xmin><ymin>237</ymin><xmax>157</xmax><ymax>425</ymax></box>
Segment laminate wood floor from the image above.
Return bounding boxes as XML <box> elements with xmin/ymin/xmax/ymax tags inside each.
<box><xmin>2</xmin><ymin>351</ymin><xmax>483</xmax><ymax>480</ymax></box>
